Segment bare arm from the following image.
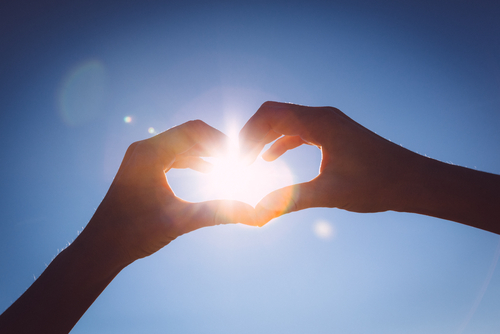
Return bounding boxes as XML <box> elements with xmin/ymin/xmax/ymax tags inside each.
<box><xmin>239</xmin><ymin>101</ymin><xmax>500</xmax><ymax>233</ymax></box>
<box><xmin>391</xmin><ymin>153</ymin><xmax>500</xmax><ymax>233</ymax></box>
<box><xmin>0</xmin><ymin>120</ymin><xmax>256</xmax><ymax>333</ymax></box>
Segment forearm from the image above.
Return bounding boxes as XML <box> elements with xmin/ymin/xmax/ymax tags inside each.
<box><xmin>393</xmin><ymin>152</ymin><xmax>500</xmax><ymax>234</ymax></box>
<box><xmin>0</xmin><ymin>219</ymin><xmax>128</xmax><ymax>334</ymax></box>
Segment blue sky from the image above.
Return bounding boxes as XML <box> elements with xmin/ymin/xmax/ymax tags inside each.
<box><xmin>1</xmin><ymin>1</ymin><xmax>500</xmax><ymax>333</ymax></box>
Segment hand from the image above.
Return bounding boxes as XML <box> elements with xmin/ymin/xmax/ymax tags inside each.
<box><xmin>82</xmin><ymin>120</ymin><xmax>257</xmax><ymax>266</ymax></box>
<box><xmin>0</xmin><ymin>120</ymin><xmax>259</xmax><ymax>334</ymax></box>
<box><xmin>239</xmin><ymin>101</ymin><xmax>417</xmax><ymax>225</ymax></box>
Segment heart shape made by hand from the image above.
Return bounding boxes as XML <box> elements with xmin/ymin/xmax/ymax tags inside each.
<box><xmin>168</xmin><ymin>134</ymin><xmax>296</xmax><ymax>208</ymax></box>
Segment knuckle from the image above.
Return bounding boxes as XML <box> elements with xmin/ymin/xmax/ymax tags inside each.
<box><xmin>309</xmin><ymin>107</ymin><xmax>336</xmax><ymax>124</ymax></box>
<box><xmin>326</xmin><ymin>106</ymin><xmax>342</xmax><ymax>116</ymax></box>
<box><xmin>185</xmin><ymin>119</ymin><xmax>206</xmax><ymax>135</ymax></box>
<box><xmin>258</xmin><ymin>101</ymin><xmax>280</xmax><ymax>112</ymax></box>
<box><xmin>123</xmin><ymin>140</ymin><xmax>147</xmax><ymax>160</ymax></box>
<box><xmin>261</xmin><ymin>100</ymin><xmax>277</xmax><ymax>108</ymax></box>
<box><xmin>186</xmin><ymin>119</ymin><xmax>206</xmax><ymax>128</ymax></box>
<box><xmin>126</xmin><ymin>141</ymin><xmax>139</xmax><ymax>154</ymax></box>
<box><xmin>181</xmin><ymin>119</ymin><xmax>208</xmax><ymax>136</ymax></box>
<box><xmin>132</xmin><ymin>140</ymin><xmax>159</xmax><ymax>160</ymax></box>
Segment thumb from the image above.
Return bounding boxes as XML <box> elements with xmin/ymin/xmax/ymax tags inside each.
<box><xmin>177</xmin><ymin>200</ymin><xmax>258</xmax><ymax>235</ymax></box>
<box><xmin>255</xmin><ymin>181</ymin><xmax>319</xmax><ymax>226</ymax></box>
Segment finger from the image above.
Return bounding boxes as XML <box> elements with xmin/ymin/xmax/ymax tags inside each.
<box><xmin>254</xmin><ymin>180</ymin><xmax>325</xmax><ymax>226</ymax></box>
<box><xmin>239</xmin><ymin>101</ymin><xmax>320</xmax><ymax>162</ymax></box>
<box><xmin>171</xmin><ymin>156</ymin><xmax>213</xmax><ymax>173</ymax></box>
<box><xmin>262</xmin><ymin>135</ymin><xmax>307</xmax><ymax>161</ymax></box>
<box><xmin>152</xmin><ymin>120</ymin><xmax>229</xmax><ymax>169</ymax></box>
<box><xmin>175</xmin><ymin>200</ymin><xmax>258</xmax><ymax>235</ymax></box>
<box><xmin>263</xmin><ymin>130</ymin><xmax>283</xmax><ymax>144</ymax></box>
<box><xmin>179</xmin><ymin>142</ymin><xmax>227</xmax><ymax>157</ymax></box>
<box><xmin>238</xmin><ymin>130</ymin><xmax>282</xmax><ymax>165</ymax></box>
<box><xmin>113</xmin><ymin>141</ymin><xmax>140</xmax><ymax>179</ymax></box>
<box><xmin>212</xmin><ymin>200</ymin><xmax>258</xmax><ymax>226</ymax></box>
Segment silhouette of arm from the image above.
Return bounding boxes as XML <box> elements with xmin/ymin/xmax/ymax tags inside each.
<box><xmin>0</xmin><ymin>120</ymin><xmax>256</xmax><ymax>334</ymax></box>
<box><xmin>239</xmin><ymin>101</ymin><xmax>500</xmax><ymax>234</ymax></box>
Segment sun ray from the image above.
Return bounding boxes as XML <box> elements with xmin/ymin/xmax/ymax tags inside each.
<box><xmin>199</xmin><ymin>124</ymin><xmax>295</xmax><ymax>207</ymax></box>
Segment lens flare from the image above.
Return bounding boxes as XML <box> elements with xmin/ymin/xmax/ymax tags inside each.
<box><xmin>124</xmin><ymin>116</ymin><xmax>132</xmax><ymax>123</ymax></box>
<box><xmin>313</xmin><ymin>220</ymin><xmax>335</xmax><ymax>240</ymax></box>
<box><xmin>58</xmin><ymin>59</ymin><xmax>107</xmax><ymax>126</ymax></box>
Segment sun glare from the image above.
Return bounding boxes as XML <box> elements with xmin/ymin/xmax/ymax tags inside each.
<box><xmin>199</xmin><ymin>131</ymin><xmax>295</xmax><ymax>207</ymax></box>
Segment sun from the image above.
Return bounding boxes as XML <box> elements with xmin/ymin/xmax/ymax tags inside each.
<box><xmin>200</xmin><ymin>132</ymin><xmax>295</xmax><ymax>207</ymax></box>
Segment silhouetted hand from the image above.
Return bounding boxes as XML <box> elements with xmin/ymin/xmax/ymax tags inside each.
<box><xmin>0</xmin><ymin>120</ymin><xmax>257</xmax><ymax>334</ymax></box>
<box><xmin>84</xmin><ymin>120</ymin><xmax>257</xmax><ymax>265</ymax></box>
<box><xmin>239</xmin><ymin>101</ymin><xmax>409</xmax><ymax>224</ymax></box>
<box><xmin>240</xmin><ymin>101</ymin><xmax>500</xmax><ymax>233</ymax></box>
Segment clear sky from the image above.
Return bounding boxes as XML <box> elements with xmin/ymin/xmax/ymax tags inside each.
<box><xmin>1</xmin><ymin>1</ymin><xmax>500</xmax><ymax>333</ymax></box>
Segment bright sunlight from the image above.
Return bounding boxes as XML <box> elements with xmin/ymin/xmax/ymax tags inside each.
<box><xmin>199</xmin><ymin>128</ymin><xmax>295</xmax><ymax>207</ymax></box>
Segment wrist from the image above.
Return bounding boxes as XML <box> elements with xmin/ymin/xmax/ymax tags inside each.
<box><xmin>384</xmin><ymin>147</ymin><xmax>432</xmax><ymax>214</ymax></box>
<box><xmin>388</xmin><ymin>149</ymin><xmax>500</xmax><ymax>233</ymax></box>
<box><xmin>73</xmin><ymin>213</ymin><xmax>134</xmax><ymax>277</ymax></box>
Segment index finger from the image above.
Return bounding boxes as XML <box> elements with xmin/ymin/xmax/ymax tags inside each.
<box><xmin>239</xmin><ymin>101</ymin><xmax>320</xmax><ymax>162</ymax></box>
<box><xmin>152</xmin><ymin>120</ymin><xmax>229</xmax><ymax>169</ymax></box>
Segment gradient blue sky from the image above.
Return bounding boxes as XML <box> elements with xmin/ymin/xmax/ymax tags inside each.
<box><xmin>1</xmin><ymin>1</ymin><xmax>500</xmax><ymax>333</ymax></box>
